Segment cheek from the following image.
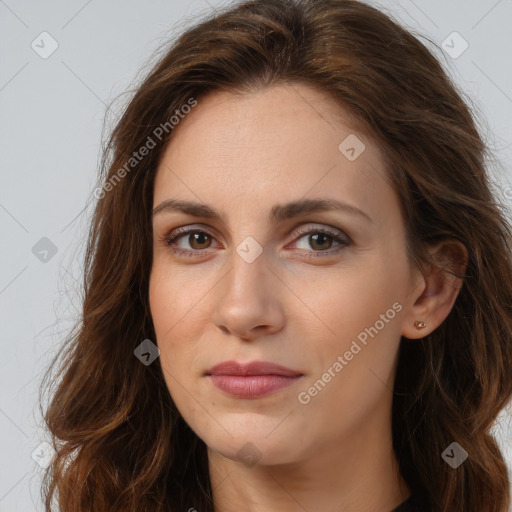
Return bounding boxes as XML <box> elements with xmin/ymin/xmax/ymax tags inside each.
<box><xmin>149</xmin><ymin>261</ymin><xmax>184</xmax><ymax>329</ymax></box>
<box><xmin>149</xmin><ymin>264</ymin><xmax>211</xmax><ymax>382</ymax></box>
<box><xmin>293</xmin><ymin>267</ymin><xmax>405</xmax><ymax>430</ymax></box>
<box><xmin>149</xmin><ymin>268</ymin><xmax>189</xmax><ymax>385</ymax></box>
<box><xmin>299</xmin><ymin>261</ymin><xmax>402</xmax><ymax>337</ymax></box>
<box><xmin>149</xmin><ymin>274</ymin><xmax>197</xmax><ymax>418</ymax></box>
<box><xmin>149</xmin><ymin>263</ymin><xmax>204</xmax><ymax>338</ymax></box>
<box><xmin>298</xmin><ymin>256</ymin><xmax>408</xmax><ymax>392</ymax></box>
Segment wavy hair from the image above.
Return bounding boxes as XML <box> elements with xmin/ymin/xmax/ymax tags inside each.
<box><xmin>40</xmin><ymin>0</ymin><xmax>512</xmax><ymax>510</ymax></box>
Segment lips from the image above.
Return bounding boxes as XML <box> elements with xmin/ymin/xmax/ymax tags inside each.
<box><xmin>205</xmin><ymin>360</ymin><xmax>302</xmax><ymax>377</ymax></box>
<box><xmin>205</xmin><ymin>360</ymin><xmax>304</xmax><ymax>398</ymax></box>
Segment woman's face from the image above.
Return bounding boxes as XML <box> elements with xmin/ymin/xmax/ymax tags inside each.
<box><xmin>149</xmin><ymin>83</ymin><xmax>423</xmax><ymax>466</ymax></box>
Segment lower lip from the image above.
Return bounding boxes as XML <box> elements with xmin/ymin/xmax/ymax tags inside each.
<box><xmin>207</xmin><ymin>375</ymin><xmax>302</xmax><ymax>398</ymax></box>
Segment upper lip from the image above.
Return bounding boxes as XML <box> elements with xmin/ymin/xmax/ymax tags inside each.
<box><xmin>205</xmin><ymin>360</ymin><xmax>303</xmax><ymax>377</ymax></box>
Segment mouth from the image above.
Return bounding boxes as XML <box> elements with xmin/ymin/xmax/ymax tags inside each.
<box><xmin>205</xmin><ymin>360</ymin><xmax>304</xmax><ymax>398</ymax></box>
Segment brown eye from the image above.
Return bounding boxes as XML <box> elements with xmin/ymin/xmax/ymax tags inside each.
<box><xmin>163</xmin><ymin>225</ymin><xmax>351</xmax><ymax>259</ymax></box>
<box><xmin>164</xmin><ymin>228</ymin><xmax>219</xmax><ymax>257</ymax></box>
<box><xmin>186</xmin><ymin>232</ymin><xmax>212</xmax><ymax>250</ymax></box>
<box><xmin>292</xmin><ymin>226</ymin><xmax>351</xmax><ymax>256</ymax></box>
<box><xmin>307</xmin><ymin>233</ymin><xmax>334</xmax><ymax>251</ymax></box>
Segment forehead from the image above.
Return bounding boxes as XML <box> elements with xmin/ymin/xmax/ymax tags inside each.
<box><xmin>153</xmin><ymin>83</ymin><xmax>394</xmax><ymax>222</ymax></box>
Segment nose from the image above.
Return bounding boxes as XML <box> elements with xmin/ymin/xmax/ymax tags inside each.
<box><xmin>211</xmin><ymin>247</ymin><xmax>286</xmax><ymax>341</ymax></box>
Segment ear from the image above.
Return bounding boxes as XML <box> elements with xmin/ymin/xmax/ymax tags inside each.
<box><xmin>401</xmin><ymin>239</ymin><xmax>468</xmax><ymax>340</ymax></box>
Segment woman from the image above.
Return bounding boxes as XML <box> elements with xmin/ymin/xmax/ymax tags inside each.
<box><xmin>40</xmin><ymin>0</ymin><xmax>512</xmax><ymax>511</ymax></box>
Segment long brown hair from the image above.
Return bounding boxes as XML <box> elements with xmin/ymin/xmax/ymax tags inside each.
<box><xmin>40</xmin><ymin>0</ymin><xmax>512</xmax><ymax>510</ymax></box>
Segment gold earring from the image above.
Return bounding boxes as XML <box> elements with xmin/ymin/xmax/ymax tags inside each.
<box><xmin>414</xmin><ymin>321</ymin><xmax>426</xmax><ymax>330</ymax></box>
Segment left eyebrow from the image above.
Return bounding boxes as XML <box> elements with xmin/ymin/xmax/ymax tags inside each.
<box><xmin>152</xmin><ymin>197</ymin><xmax>373</xmax><ymax>224</ymax></box>
<box><xmin>270</xmin><ymin>198</ymin><xmax>372</xmax><ymax>224</ymax></box>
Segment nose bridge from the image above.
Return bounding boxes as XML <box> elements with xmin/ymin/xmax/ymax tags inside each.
<box><xmin>212</xmin><ymin>235</ymin><xmax>285</xmax><ymax>338</ymax></box>
<box><xmin>225</xmin><ymin>237</ymin><xmax>269</xmax><ymax>299</ymax></box>
<box><xmin>224</xmin><ymin>210</ymin><xmax>269</xmax><ymax>291</ymax></box>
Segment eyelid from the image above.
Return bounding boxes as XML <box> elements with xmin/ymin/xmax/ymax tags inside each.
<box><xmin>164</xmin><ymin>224</ymin><xmax>223</xmax><ymax>246</ymax></box>
<box><xmin>163</xmin><ymin>222</ymin><xmax>349</xmax><ymax>241</ymax></box>
<box><xmin>161</xmin><ymin>222</ymin><xmax>351</xmax><ymax>256</ymax></box>
<box><xmin>289</xmin><ymin>223</ymin><xmax>351</xmax><ymax>244</ymax></box>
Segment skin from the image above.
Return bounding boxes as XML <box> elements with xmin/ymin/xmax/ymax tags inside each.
<box><xmin>149</xmin><ymin>83</ymin><xmax>467</xmax><ymax>511</ymax></box>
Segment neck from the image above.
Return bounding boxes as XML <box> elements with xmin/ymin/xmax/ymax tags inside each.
<box><xmin>208</xmin><ymin>413</ymin><xmax>410</xmax><ymax>512</ymax></box>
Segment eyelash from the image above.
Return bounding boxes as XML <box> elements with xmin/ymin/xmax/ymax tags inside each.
<box><xmin>160</xmin><ymin>225</ymin><xmax>352</xmax><ymax>259</ymax></box>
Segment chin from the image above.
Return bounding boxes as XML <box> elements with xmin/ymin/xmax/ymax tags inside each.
<box><xmin>202</xmin><ymin>425</ymin><xmax>304</xmax><ymax>467</ymax></box>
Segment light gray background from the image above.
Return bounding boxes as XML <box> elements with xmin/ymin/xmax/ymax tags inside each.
<box><xmin>1</xmin><ymin>0</ymin><xmax>512</xmax><ymax>510</ymax></box>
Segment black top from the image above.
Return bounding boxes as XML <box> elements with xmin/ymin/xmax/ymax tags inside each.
<box><xmin>391</xmin><ymin>493</ymin><xmax>433</xmax><ymax>512</ymax></box>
